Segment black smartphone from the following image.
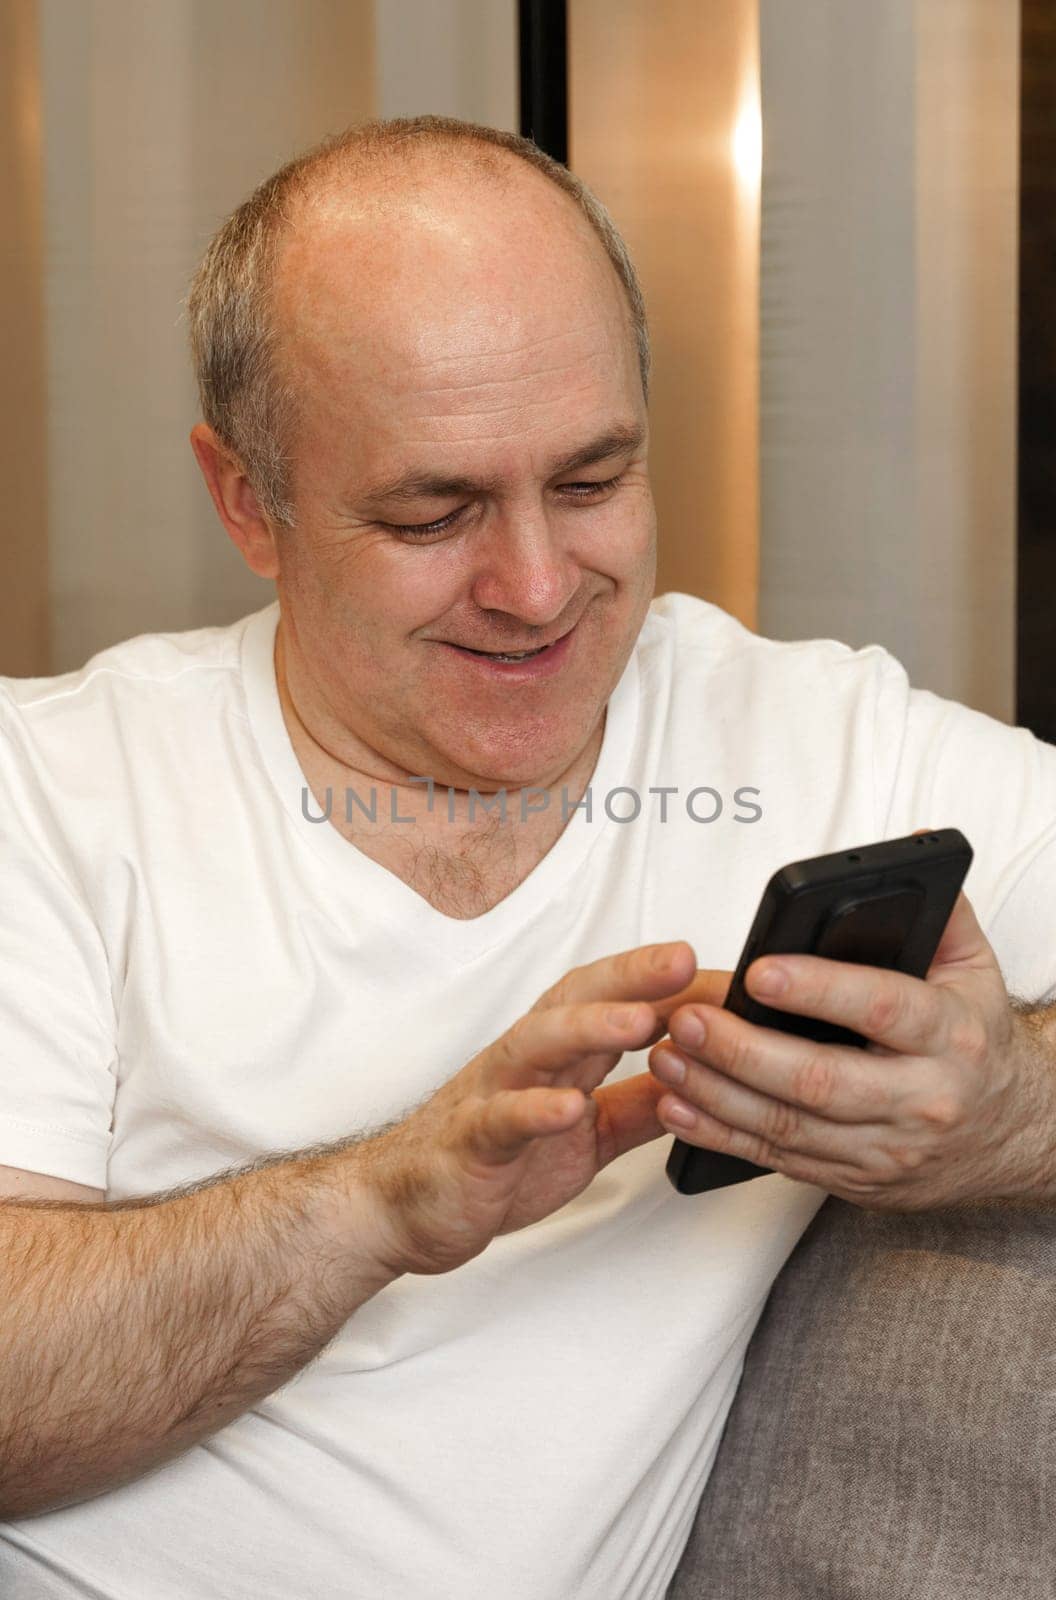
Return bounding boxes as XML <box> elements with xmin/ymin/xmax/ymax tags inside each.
<box><xmin>665</xmin><ymin>827</ymin><xmax>974</xmax><ymax>1195</ymax></box>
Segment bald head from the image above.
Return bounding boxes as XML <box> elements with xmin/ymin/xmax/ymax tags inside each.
<box><xmin>186</xmin><ymin>115</ymin><xmax>650</xmax><ymax>527</ymax></box>
<box><xmin>271</xmin><ymin>153</ymin><xmax>641</xmax><ymax>512</ymax></box>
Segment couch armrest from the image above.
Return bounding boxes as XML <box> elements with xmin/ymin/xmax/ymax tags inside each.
<box><xmin>668</xmin><ymin>1195</ymin><xmax>1056</xmax><ymax>1599</ymax></box>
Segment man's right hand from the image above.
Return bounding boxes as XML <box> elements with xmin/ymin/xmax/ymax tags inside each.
<box><xmin>355</xmin><ymin>941</ymin><xmax>731</xmax><ymax>1277</ymax></box>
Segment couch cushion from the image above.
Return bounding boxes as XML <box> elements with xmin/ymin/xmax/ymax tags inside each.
<box><xmin>667</xmin><ymin>1195</ymin><xmax>1056</xmax><ymax>1599</ymax></box>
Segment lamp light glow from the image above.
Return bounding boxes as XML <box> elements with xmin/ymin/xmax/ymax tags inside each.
<box><xmin>731</xmin><ymin>96</ymin><xmax>762</xmax><ymax>192</ymax></box>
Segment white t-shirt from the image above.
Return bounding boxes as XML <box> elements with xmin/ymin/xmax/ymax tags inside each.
<box><xmin>1</xmin><ymin>592</ymin><xmax>1054</xmax><ymax>1600</ymax></box>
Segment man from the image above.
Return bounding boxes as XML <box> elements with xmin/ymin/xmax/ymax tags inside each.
<box><xmin>0</xmin><ymin>114</ymin><xmax>1053</xmax><ymax>1599</ymax></box>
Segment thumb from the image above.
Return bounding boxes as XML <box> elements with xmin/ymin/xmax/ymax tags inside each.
<box><xmin>928</xmin><ymin>888</ymin><xmax>994</xmax><ymax>976</ymax></box>
<box><xmin>905</xmin><ymin>829</ymin><xmax>991</xmax><ymax>977</ymax></box>
<box><xmin>592</xmin><ymin>1073</ymin><xmax>667</xmax><ymax>1166</ymax></box>
<box><xmin>645</xmin><ymin>967</ymin><xmax>733</xmax><ymax>1042</ymax></box>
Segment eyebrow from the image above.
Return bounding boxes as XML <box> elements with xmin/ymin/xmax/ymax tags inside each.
<box><xmin>353</xmin><ymin>421</ymin><xmax>646</xmax><ymax>508</ymax></box>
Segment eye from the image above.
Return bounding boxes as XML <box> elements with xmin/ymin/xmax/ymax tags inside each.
<box><xmin>386</xmin><ymin>508</ymin><xmax>463</xmax><ymax>540</ymax></box>
<box><xmin>385</xmin><ymin>475</ymin><xmax>625</xmax><ymax>541</ymax></box>
<box><xmin>563</xmin><ymin>474</ymin><xmax>624</xmax><ymax>500</ymax></box>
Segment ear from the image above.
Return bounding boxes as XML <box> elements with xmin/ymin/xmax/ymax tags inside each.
<box><xmin>190</xmin><ymin>422</ymin><xmax>281</xmax><ymax>579</ymax></box>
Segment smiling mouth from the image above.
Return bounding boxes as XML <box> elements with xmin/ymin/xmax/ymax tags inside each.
<box><xmin>458</xmin><ymin>644</ymin><xmax>549</xmax><ymax>661</ymax></box>
<box><xmin>446</xmin><ymin>623</ymin><xmax>577</xmax><ymax>660</ymax></box>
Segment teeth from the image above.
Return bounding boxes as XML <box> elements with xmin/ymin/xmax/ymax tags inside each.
<box><xmin>468</xmin><ymin>646</ymin><xmax>546</xmax><ymax>660</ymax></box>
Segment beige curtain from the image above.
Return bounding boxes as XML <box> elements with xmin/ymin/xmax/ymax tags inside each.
<box><xmin>569</xmin><ymin>0</ymin><xmax>761</xmax><ymax>630</ymax></box>
<box><xmin>1</xmin><ymin>0</ymin><xmax>49</xmax><ymax>675</ymax></box>
<box><xmin>757</xmin><ymin>0</ymin><xmax>1019</xmax><ymax>719</ymax></box>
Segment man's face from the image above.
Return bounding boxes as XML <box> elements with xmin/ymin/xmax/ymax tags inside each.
<box><xmin>269</xmin><ymin>163</ymin><xmax>657</xmax><ymax>792</ymax></box>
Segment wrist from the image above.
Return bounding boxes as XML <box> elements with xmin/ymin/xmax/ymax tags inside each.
<box><xmin>1002</xmin><ymin>1004</ymin><xmax>1056</xmax><ymax>1204</ymax></box>
<box><xmin>310</xmin><ymin>1144</ymin><xmax>411</xmax><ymax>1291</ymax></box>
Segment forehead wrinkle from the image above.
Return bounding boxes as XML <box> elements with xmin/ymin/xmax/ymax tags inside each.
<box><xmin>403</xmin><ymin>325</ymin><xmax>613</xmax><ymax>376</ymax></box>
<box><xmin>333</xmin><ymin>324</ymin><xmax>612</xmax><ymax>398</ymax></box>
<box><xmin>404</xmin><ymin>381</ymin><xmax>608</xmax><ymax>422</ymax></box>
<box><xmin>358</xmin><ymin>366</ymin><xmax>610</xmax><ymax>434</ymax></box>
<box><xmin>404</xmin><ymin>398</ymin><xmax>598</xmax><ymax>425</ymax></box>
<box><xmin>404</xmin><ymin>328</ymin><xmax>614</xmax><ymax>380</ymax></box>
<box><xmin>393</xmin><ymin>400</ymin><xmax>611</xmax><ymax>444</ymax></box>
<box><xmin>393</xmin><ymin>355</ymin><xmax>612</xmax><ymax>420</ymax></box>
<box><xmin>411</xmin><ymin>357</ymin><xmax>609</xmax><ymax>400</ymax></box>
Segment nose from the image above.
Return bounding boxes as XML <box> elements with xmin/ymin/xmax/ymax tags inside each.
<box><xmin>467</xmin><ymin>502</ymin><xmax>582</xmax><ymax>626</ymax></box>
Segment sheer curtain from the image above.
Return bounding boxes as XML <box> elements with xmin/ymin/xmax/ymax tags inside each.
<box><xmin>758</xmin><ymin>0</ymin><xmax>1019</xmax><ymax>719</ymax></box>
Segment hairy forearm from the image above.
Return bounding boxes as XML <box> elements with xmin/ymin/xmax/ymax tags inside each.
<box><xmin>0</xmin><ymin>1144</ymin><xmax>401</xmax><ymax>1520</ymax></box>
<box><xmin>1007</xmin><ymin>998</ymin><xmax>1056</xmax><ymax>1203</ymax></box>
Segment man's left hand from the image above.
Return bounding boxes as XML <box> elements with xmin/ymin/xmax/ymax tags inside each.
<box><xmin>649</xmin><ymin>891</ymin><xmax>1056</xmax><ymax>1209</ymax></box>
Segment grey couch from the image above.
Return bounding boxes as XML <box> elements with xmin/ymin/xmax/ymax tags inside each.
<box><xmin>667</xmin><ymin>1194</ymin><xmax>1056</xmax><ymax>1599</ymax></box>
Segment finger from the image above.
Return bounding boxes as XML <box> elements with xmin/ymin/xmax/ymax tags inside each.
<box><xmin>651</xmin><ymin>1047</ymin><xmax>890</xmax><ymax>1162</ymax></box>
<box><xmin>651</xmin><ymin>1094</ymin><xmax>860</xmax><ymax>1191</ymax></box>
<box><xmin>927</xmin><ymin>889</ymin><xmax>996</xmax><ymax>975</ymax></box>
<box><xmin>903</xmin><ymin>830</ymin><xmax>987</xmax><ymax>971</ymax></box>
<box><xmin>591</xmin><ymin>1073</ymin><xmax>667</xmax><ymax>1166</ymax></box>
<box><xmin>534</xmin><ymin>942</ymin><xmax>700</xmax><ymax>1013</ymax></box>
<box><xmin>646</xmin><ymin>968</ymin><xmax>734</xmax><ymax>1033</ymax></box>
<box><xmin>655</xmin><ymin>1006</ymin><xmax>916</xmax><ymax>1123</ymax></box>
<box><xmin>465</xmin><ymin>1086</ymin><xmax>589</xmax><ymax>1164</ymax></box>
<box><xmin>622</xmin><ymin>968</ymin><xmax>734</xmax><ymax>1051</ymax></box>
<box><xmin>738</xmin><ymin>955</ymin><xmax>953</xmax><ymax>1058</ymax></box>
<box><xmin>479</xmin><ymin>999</ymin><xmax>661</xmax><ymax>1093</ymax></box>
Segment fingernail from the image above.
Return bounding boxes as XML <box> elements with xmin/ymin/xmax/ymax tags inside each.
<box><xmin>673</xmin><ymin>1011</ymin><xmax>706</xmax><ymax>1048</ymax></box>
<box><xmin>607</xmin><ymin>1004</ymin><xmax>640</xmax><ymax>1027</ymax></box>
<box><xmin>664</xmin><ymin>1098</ymin><xmax>697</xmax><ymax>1129</ymax></box>
<box><xmin>652</xmin><ymin>1048</ymin><xmax>686</xmax><ymax>1085</ymax></box>
<box><xmin>752</xmin><ymin>963</ymin><xmax>788</xmax><ymax>997</ymax></box>
<box><xmin>650</xmin><ymin>946</ymin><xmax>673</xmax><ymax>972</ymax></box>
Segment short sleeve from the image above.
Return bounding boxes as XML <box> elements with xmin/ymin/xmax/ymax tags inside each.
<box><xmin>0</xmin><ymin>696</ymin><xmax>117</xmax><ymax>1189</ymax></box>
<box><xmin>873</xmin><ymin>653</ymin><xmax>1056</xmax><ymax>1005</ymax></box>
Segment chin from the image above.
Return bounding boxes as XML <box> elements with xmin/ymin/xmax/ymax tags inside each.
<box><xmin>451</xmin><ymin>734</ymin><xmax>589</xmax><ymax>794</ymax></box>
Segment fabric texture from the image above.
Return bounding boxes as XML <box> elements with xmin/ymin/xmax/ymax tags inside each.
<box><xmin>0</xmin><ymin>591</ymin><xmax>1053</xmax><ymax>1598</ymax></box>
<box><xmin>668</xmin><ymin>1195</ymin><xmax>1056</xmax><ymax>1599</ymax></box>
